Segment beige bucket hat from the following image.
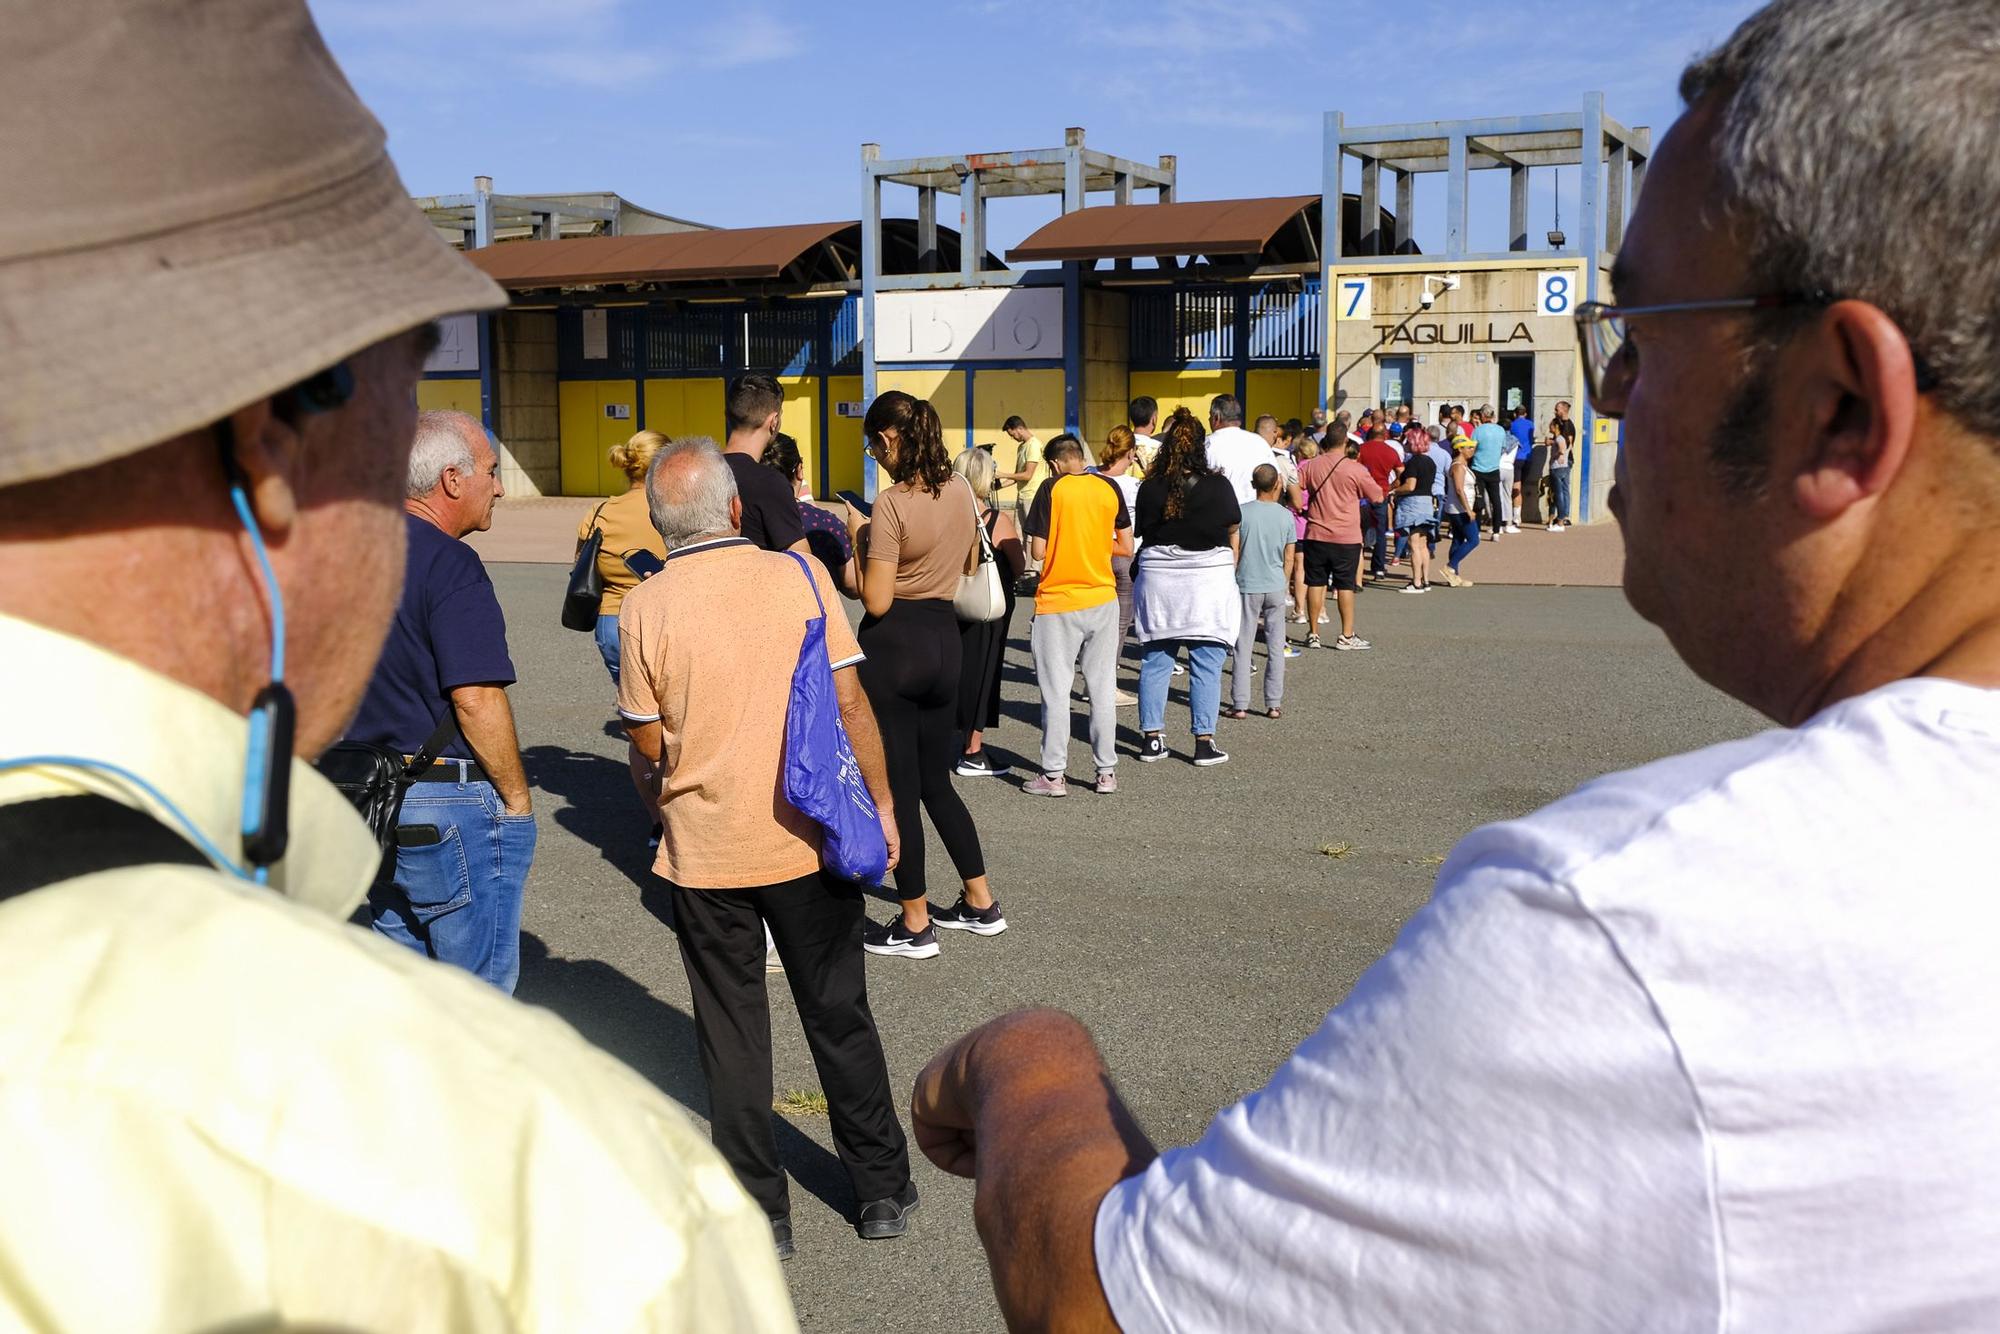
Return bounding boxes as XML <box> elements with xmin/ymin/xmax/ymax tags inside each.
<box><xmin>0</xmin><ymin>0</ymin><xmax>507</xmax><ymax>489</ymax></box>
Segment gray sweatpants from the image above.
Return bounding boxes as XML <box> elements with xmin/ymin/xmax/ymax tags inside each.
<box><xmin>1232</xmin><ymin>590</ymin><xmax>1287</xmax><ymax>711</ymax></box>
<box><xmin>1030</xmin><ymin>598</ymin><xmax>1121</xmax><ymax>775</ymax></box>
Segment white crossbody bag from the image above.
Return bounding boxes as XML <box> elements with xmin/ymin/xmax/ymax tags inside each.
<box><xmin>953</xmin><ymin>478</ymin><xmax>1009</xmax><ymax>623</ymax></box>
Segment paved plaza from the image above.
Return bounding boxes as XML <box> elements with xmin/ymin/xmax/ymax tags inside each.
<box><xmin>496</xmin><ymin>558</ymin><xmax>1762</xmax><ymax>1332</ymax></box>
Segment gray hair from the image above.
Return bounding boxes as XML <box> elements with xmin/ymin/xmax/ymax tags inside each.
<box><xmin>1682</xmin><ymin>0</ymin><xmax>2000</xmax><ymax>435</ymax></box>
<box><xmin>407</xmin><ymin>410</ymin><xmax>479</xmax><ymax>499</ymax></box>
<box><xmin>953</xmin><ymin>445</ymin><xmax>998</xmax><ymax>502</ymax></box>
<box><xmin>1209</xmin><ymin>394</ymin><xmax>1244</xmax><ymax>425</ymax></box>
<box><xmin>644</xmin><ymin>436</ymin><xmax>737</xmax><ymax>549</ymax></box>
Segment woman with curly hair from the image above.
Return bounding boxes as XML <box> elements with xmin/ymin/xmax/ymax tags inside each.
<box><xmin>843</xmin><ymin>390</ymin><xmax>1004</xmax><ymax>959</ymax></box>
<box><xmin>1130</xmin><ymin>406</ymin><xmax>1242</xmax><ymax>767</ymax></box>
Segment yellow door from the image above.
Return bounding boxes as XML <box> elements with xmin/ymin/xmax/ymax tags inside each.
<box><xmin>642</xmin><ymin>377</ymin><xmax>728</xmax><ymax>444</ymax></box>
<box><xmin>1129</xmin><ymin>369</ymin><xmax>1235</xmax><ymax>432</ymax></box>
<box><xmin>826</xmin><ymin>375</ymin><xmax>865</xmax><ymax>496</ymax></box>
<box><xmin>559</xmin><ymin>380</ymin><xmax>637</xmax><ymax>496</ymax></box>
<box><xmin>778</xmin><ymin>375</ymin><xmax>821</xmax><ymax>495</ymax></box>
<box><xmin>1245</xmin><ymin>368</ymin><xmax>1313</xmax><ymax>428</ymax></box>
<box><xmin>418</xmin><ymin>378</ymin><xmax>482</xmax><ymax>418</ymax></box>
<box><xmin>970</xmin><ymin>368</ymin><xmax>1064</xmax><ymax>455</ymax></box>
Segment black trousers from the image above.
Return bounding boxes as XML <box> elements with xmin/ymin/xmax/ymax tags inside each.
<box><xmin>670</xmin><ymin>872</ymin><xmax>910</xmax><ymax>1219</ymax></box>
<box><xmin>1472</xmin><ymin>468</ymin><xmax>1505</xmax><ymax>535</ymax></box>
<box><xmin>858</xmin><ymin>597</ymin><xmax>987</xmax><ymax>903</ymax></box>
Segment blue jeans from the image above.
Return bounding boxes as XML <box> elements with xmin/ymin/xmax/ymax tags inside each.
<box><xmin>1363</xmin><ymin>500</ymin><xmax>1390</xmax><ymax>574</ymax></box>
<box><xmin>1549</xmin><ymin>466</ymin><xmax>1572</xmax><ymax>522</ymax></box>
<box><xmin>1447</xmin><ymin>512</ymin><xmax>1481</xmax><ymax>571</ymax></box>
<box><xmin>594</xmin><ymin>612</ymin><xmax>621</xmax><ymax>685</ymax></box>
<box><xmin>370</xmin><ymin>777</ymin><xmax>537</xmax><ymax>993</ymax></box>
<box><xmin>1139</xmin><ymin>640</ymin><xmax>1227</xmax><ymax>737</ymax></box>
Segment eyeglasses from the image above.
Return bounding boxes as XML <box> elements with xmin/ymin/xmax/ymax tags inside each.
<box><xmin>1573</xmin><ymin>291</ymin><xmax>1834</xmax><ymax>418</ymax></box>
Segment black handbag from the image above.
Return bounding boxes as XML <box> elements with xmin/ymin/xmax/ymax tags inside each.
<box><xmin>561</xmin><ymin>501</ymin><xmax>610</xmax><ymax>631</ymax></box>
<box><xmin>314</xmin><ymin>714</ymin><xmax>460</xmax><ymax>853</ymax></box>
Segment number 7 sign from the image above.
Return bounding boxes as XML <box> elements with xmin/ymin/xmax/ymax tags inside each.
<box><xmin>1336</xmin><ymin>277</ymin><xmax>1372</xmax><ymax>322</ymax></box>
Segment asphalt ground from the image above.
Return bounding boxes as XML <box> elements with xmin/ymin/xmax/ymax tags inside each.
<box><xmin>495</xmin><ymin>563</ymin><xmax>1764</xmax><ymax>1332</ymax></box>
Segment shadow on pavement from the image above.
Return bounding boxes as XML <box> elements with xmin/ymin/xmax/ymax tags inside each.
<box><xmin>516</xmin><ymin>930</ymin><xmax>855</xmax><ymax>1221</ymax></box>
<box><xmin>521</xmin><ymin>743</ymin><xmax>656</xmax><ymax>889</ymax></box>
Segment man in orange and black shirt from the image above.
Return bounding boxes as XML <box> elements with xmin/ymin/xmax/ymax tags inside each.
<box><xmin>1020</xmin><ymin>435</ymin><xmax>1133</xmax><ymax>797</ymax></box>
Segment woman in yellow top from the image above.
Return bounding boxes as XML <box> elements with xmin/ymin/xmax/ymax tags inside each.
<box><xmin>576</xmin><ymin>429</ymin><xmax>669</xmax><ymax>686</ymax></box>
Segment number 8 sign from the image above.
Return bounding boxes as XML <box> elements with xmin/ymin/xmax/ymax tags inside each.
<box><xmin>1537</xmin><ymin>271</ymin><xmax>1575</xmax><ymax>317</ymax></box>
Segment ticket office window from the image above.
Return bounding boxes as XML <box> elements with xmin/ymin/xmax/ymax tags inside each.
<box><xmin>1377</xmin><ymin>355</ymin><xmax>1413</xmax><ymax>409</ymax></box>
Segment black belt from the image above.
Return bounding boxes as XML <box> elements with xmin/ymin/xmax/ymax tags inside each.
<box><xmin>403</xmin><ymin>756</ymin><xmax>488</xmax><ymax>785</ymax></box>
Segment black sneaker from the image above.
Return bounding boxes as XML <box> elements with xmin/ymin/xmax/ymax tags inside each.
<box><xmin>1136</xmin><ymin>732</ymin><xmax>1167</xmax><ymax>763</ymax></box>
<box><xmin>856</xmin><ymin>1180</ymin><xmax>920</xmax><ymax>1240</ymax></box>
<box><xmin>863</xmin><ymin>916</ymin><xmax>939</xmax><ymax>959</ymax></box>
<box><xmin>771</xmin><ymin>1215</ymin><xmax>795</xmax><ymax>1261</ymax></box>
<box><xmin>1192</xmin><ymin>737</ymin><xmax>1230</xmax><ymax>767</ymax></box>
<box><xmin>954</xmin><ymin>751</ymin><xmax>995</xmax><ymax>777</ymax></box>
<box><xmin>932</xmin><ymin>895</ymin><xmax>1007</xmax><ymax>936</ymax></box>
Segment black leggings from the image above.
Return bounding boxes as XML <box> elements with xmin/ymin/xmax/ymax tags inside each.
<box><xmin>1473</xmin><ymin>468</ymin><xmax>1505</xmax><ymax>535</ymax></box>
<box><xmin>857</xmin><ymin>598</ymin><xmax>986</xmax><ymax>904</ymax></box>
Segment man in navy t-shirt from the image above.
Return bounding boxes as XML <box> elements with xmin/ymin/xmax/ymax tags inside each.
<box><xmin>346</xmin><ymin>410</ymin><xmax>536</xmax><ymax>993</ymax></box>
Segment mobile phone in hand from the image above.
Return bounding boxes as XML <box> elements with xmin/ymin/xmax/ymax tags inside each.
<box><xmin>624</xmin><ymin>550</ymin><xmax>665</xmax><ymax>579</ymax></box>
<box><xmin>836</xmin><ymin>490</ymin><xmax>872</xmax><ymax>518</ymax></box>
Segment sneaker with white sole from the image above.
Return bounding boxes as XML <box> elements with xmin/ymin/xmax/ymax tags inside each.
<box><xmin>1095</xmin><ymin>769</ymin><xmax>1117</xmax><ymax>795</ymax></box>
<box><xmin>1316</xmin><ymin>611</ymin><xmax>1330</xmax><ymax>625</ymax></box>
<box><xmin>1282</xmin><ymin>644</ymin><xmax>1304</xmax><ymax>658</ymax></box>
<box><xmin>1192</xmin><ymin>737</ymin><xmax>1230</xmax><ymax>766</ymax></box>
<box><xmin>1400</xmin><ymin>583</ymin><xmax>1429</xmax><ymax>594</ymax></box>
<box><xmin>1287</xmin><ymin>613</ymin><xmax>1308</xmax><ymax>625</ymax></box>
<box><xmin>1505</xmin><ymin>523</ymin><xmax>1522</xmax><ymax>534</ymax></box>
<box><xmin>1549</xmin><ymin>522</ymin><xmax>1566</xmax><ymax>533</ymax></box>
<box><xmin>932</xmin><ymin>895</ymin><xmax>1007</xmax><ymax>935</ymax></box>
<box><xmin>1334</xmin><ymin>634</ymin><xmax>1372</xmax><ymax>650</ymax></box>
<box><xmin>863</xmin><ymin>917</ymin><xmax>939</xmax><ymax>959</ymax></box>
<box><xmin>954</xmin><ymin>751</ymin><xmax>995</xmax><ymax>777</ymax></box>
<box><xmin>1306</xmin><ymin>633</ymin><xmax>1324</xmax><ymax>649</ymax></box>
<box><xmin>1136</xmin><ymin>733</ymin><xmax>1167</xmax><ymax>763</ymax></box>
<box><xmin>1022</xmin><ymin>772</ymin><xmax>1067</xmax><ymax>798</ymax></box>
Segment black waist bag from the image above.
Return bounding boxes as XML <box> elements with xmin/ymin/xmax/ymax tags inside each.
<box><xmin>314</xmin><ymin>714</ymin><xmax>458</xmax><ymax>852</ymax></box>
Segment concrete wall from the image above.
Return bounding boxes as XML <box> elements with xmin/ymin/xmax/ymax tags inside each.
<box><xmin>495</xmin><ymin>311</ymin><xmax>558</xmax><ymax>496</ymax></box>
<box><xmin>1082</xmin><ymin>289</ymin><xmax>1130</xmax><ymax>453</ymax></box>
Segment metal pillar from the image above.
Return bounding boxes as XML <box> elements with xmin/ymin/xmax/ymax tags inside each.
<box><xmin>1394</xmin><ymin>169</ymin><xmax>1413</xmax><ymax>254</ymax></box>
<box><xmin>861</xmin><ymin>144</ymin><xmax>882</xmax><ymax>498</ymax></box>
<box><xmin>1445</xmin><ymin>135</ymin><xmax>1468</xmax><ymax>257</ymax></box>
<box><xmin>1063</xmin><ymin>127</ymin><xmax>1086</xmax><ymax>436</ymax></box>
<box><xmin>1509</xmin><ymin>164</ymin><xmax>1529</xmax><ymax>251</ymax></box>
<box><xmin>1578</xmin><ymin>93</ymin><xmax>1605</xmax><ymax>523</ymax></box>
<box><xmin>471</xmin><ymin>175</ymin><xmax>497</xmax><ymax>431</ymax></box>
<box><xmin>916</xmin><ymin>187</ymin><xmax>937</xmax><ymax>273</ymax></box>
<box><xmin>1359</xmin><ymin>157</ymin><xmax>1381</xmax><ymax>256</ymax></box>
<box><xmin>959</xmin><ymin>167</ymin><xmax>982</xmax><ymax>288</ymax></box>
<box><xmin>1318</xmin><ymin>112</ymin><xmax>1341</xmax><ymax>415</ymax></box>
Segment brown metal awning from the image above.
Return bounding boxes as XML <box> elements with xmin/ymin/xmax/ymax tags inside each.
<box><xmin>465</xmin><ymin>221</ymin><xmax>856</xmax><ymax>288</ymax></box>
<box><xmin>464</xmin><ymin>218</ymin><xmax>1003</xmax><ymax>291</ymax></box>
<box><xmin>1007</xmin><ymin>195</ymin><xmax>1318</xmax><ymax>263</ymax></box>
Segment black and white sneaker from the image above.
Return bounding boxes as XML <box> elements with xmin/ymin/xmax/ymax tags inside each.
<box><xmin>932</xmin><ymin>895</ymin><xmax>1008</xmax><ymax>935</ymax></box>
<box><xmin>856</xmin><ymin>1181</ymin><xmax>920</xmax><ymax>1240</ymax></box>
<box><xmin>954</xmin><ymin>750</ymin><xmax>995</xmax><ymax>777</ymax></box>
<box><xmin>771</xmin><ymin>1216</ymin><xmax>795</xmax><ymax>1261</ymax></box>
<box><xmin>1136</xmin><ymin>732</ymin><xmax>1167</xmax><ymax>763</ymax></box>
<box><xmin>863</xmin><ymin>916</ymin><xmax>939</xmax><ymax>959</ymax></box>
<box><xmin>1192</xmin><ymin>737</ymin><xmax>1230</xmax><ymax>767</ymax></box>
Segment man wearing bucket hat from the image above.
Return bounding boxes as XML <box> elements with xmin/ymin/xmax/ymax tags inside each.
<box><xmin>0</xmin><ymin>1</ymin><xmax>793</xmax><ymax>1328</ymax></box>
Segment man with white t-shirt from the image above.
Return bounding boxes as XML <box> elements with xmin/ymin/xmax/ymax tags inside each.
<box><xmin>909</xmin><ymin>2</ymin><xmax>2000</xmax><ymax>1329</ymax></box>
<box><xmin>1202</xmin><ymin>394</ymin><xmax>1268</xmax><ymax>504</ymax></box>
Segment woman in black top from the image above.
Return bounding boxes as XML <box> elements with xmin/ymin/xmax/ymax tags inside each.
<box><xmin>1131</xmin><ymin>408</ymin><xmax>1242</xmax><ymax>767</ymax></box>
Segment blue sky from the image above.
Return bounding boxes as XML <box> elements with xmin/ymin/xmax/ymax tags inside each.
<box><xmin>312</xmin><ymin>0</ymin><xmax>1764</xmax><ymax>257</ymax></box>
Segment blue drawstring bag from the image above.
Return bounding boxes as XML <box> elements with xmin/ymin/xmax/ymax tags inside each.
<box><xmin>780</xmin><ymin>552</ymin><xmax>888</xmax><ymax>885</ymax></box>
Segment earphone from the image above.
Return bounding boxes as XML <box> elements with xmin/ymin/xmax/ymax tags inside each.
<box><xmin>0</xmin><ymin>362</ymin><xmax>353</xmax><ymax>885</ymax></box>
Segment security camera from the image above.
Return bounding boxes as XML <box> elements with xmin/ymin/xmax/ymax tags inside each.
<box><xmin>1419</xmin><ymin>290</ymin><xmax>1436</xmax><ymax>307</ymax></box>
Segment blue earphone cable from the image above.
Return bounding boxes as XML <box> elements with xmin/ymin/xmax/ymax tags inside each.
<box><xmin>227</xmin><ymin>483</ymin><xmax>286</xmax><ymax>683</ymax></box>
<box><xmin>0</xmin><ymin>756</ymin><xmax>255</xmax><ymax>882</ymax></box>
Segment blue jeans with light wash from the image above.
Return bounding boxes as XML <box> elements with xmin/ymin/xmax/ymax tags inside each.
<box><xmin>594</xmin><ymin>612</ymin><xmax>622</xmax><ymax>684</ymax></box>
<box><xmin>1139</xmin><ymin>640</ymin><xmax>1227</xmax><ymax>738</ymax></box>
<box><xmin>369</xmin><ymin>775</ymin><xmax>537</xmax><ymax>994</ymax></box>
<box><xmin>1549</xmin><ymin>466</ymin><xmax>1573</xmax><ymax>522</ymax></box>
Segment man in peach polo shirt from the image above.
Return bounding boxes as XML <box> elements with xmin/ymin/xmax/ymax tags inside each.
<box><xmin>619</xmin><ymin>437</ymin><xmax>917</xmax><ymax>1260</ymax></box>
